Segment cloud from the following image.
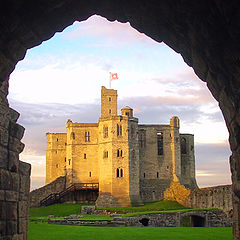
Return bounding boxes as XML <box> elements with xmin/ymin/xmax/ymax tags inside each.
<box><xmin>195</xmin><ymin>142</ymin><xmax>232</xmax><ymax>187</ymax></box>
<box><xmin>65</xmin><ymin>15</ymin><xmax>156</xmax><ymax>46</ymax></box>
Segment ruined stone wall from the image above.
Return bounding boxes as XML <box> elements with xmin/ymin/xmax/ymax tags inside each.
<box><xmin>0</xmin><ymin>79</ymin><xmax>31</xmax><ymax>239</ymax></box>
<box><xmin>179</xmin><ymin>134</ymin><xmax>197</xmax><ymax>189</ymax></box>
<box><xmin>187</xmin><ymin>185</ymin><xmax>233</xmax><ymax>216</ymax></box>
<box><xmin>29</xmin><ymin>176</ymin><xmax>66</xmax><ymax>208</ymax></box>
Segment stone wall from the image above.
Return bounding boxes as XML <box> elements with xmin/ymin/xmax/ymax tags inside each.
<box><xmin>49</xmin><ymin>210</ymin><xmax>231</xmax><ymax>227</ymax></box>
<box><xmin>29</xmin><ymin>176</ymin><xmax>66</xmax><ymax>208</ymax></box>
<box><xmin>0</xmin><ymin>79</ymin><xmax>31</xmax><ymax>239</ymax></box>
<box><xmin>187</xmin><ymin>185</ymin><xmax>233</xmax><ymax>216</ymax></box>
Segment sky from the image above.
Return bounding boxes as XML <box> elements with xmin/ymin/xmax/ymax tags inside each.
<box><xmin>8</xmin><ymin>15</ymin><xmax>232</xmax><ymax>190</ymax></box>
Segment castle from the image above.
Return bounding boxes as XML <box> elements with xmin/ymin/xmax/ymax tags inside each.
<box><xmin>46</xmin><ymin>86</ymin><xmax>198</xmax><ymax>207</ymax></box>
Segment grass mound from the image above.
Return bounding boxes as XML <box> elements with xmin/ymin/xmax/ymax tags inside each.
<box><xmin>29</xmin><ymin>200</ymin><xmax>187</xmax><ymax>218</ymax></box>
<box><xmin>29</xmin><ymin>203</ymin><xmax>93</xmax><ymax>218</ymax></box>
<box><xmin>99</xmin><ymin>200</ymin><xmax>189</xmax><ymax>214</ymax></box>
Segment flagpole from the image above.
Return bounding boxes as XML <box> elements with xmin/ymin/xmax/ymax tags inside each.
<box><xmin>109</xmin><ymin>72</ymin><xmax>111</xmax><ymax>89</ymax></box>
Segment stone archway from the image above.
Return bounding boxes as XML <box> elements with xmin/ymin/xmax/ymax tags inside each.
<box><xmin>1</xmin><ymin>1</ymin><xmax>240</xmax><ymax>239</ymax></box>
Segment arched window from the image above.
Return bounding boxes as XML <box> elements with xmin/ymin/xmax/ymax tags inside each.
<box><xmin>117</xmin><ymin>124</ymin><xmax>122</xmax><ymax>136</ymax></box>
<box><xmin>85</xmin><ymin>131</ymin><xmax>90</xmax><ymax>142</ymax></box>
<box><xmin>120</xmin><ymin>169</ymin><xmax>123</xmax><ymax>177</ymax></box>
<box><xmin>181</xmin><ymin>137</ymin><xmax>187</xmax><ymax>154</ymax></box>
<box><xmin>103</xmin><ymin>126</ymin><xmax>108</xmax><ymax>138</ymax></box>
<box><xmin>117</xmin><ymin>149</ymin><xmax>123</xmax><ymax>157</ymax></box>
<box><xmin>116</xmin><ymin>168</ymin><xmax>124</xmax><ymax>178</ymax></box>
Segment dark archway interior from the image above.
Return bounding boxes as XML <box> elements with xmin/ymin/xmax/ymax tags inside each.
<box><xmin>1</xmin><ymin>1</ymin><xmax>240</xmax><ymax>239</ymax></box>
<box><xmin>190</xmin><ymin>215</ymin><xmax>205</xmax><ymax>227</ymax></box>
<box><xmin>139</xmin><ymin>218</ymin><xmax>149</xmax><ymax>226</ymax></box>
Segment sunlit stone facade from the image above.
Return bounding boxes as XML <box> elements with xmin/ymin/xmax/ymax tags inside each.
<box><xmin>46</xmin><ymin>86</ymin><xmax>197</xmax><ymax>207</ymax></box>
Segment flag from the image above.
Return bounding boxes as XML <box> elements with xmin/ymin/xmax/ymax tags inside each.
<box><xmin>110</xmin><ymin>72</ymin><xmax>118</xmax><ymax>80</ymax></box>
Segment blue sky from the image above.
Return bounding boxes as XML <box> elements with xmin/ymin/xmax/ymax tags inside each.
<box><xmin>8</xmin><ymin>15</ymin><xmax>231</xmax><ymax>190</ymax></box>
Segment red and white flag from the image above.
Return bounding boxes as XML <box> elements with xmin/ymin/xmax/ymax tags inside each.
<box><xmin>110</xmin><ymin>72</ymin><xmax>118</xmax><ymax>80</ymax></box>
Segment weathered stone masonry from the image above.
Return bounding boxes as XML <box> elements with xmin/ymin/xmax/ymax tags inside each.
<box><xmin>1</xmin><ymin>1</ymin><xmax>240</xmax><ymax>239</ymax></box>
<box><xmin>0</xmin><ymin>80</ymin><xmax>31</xmax><ymax>239</ymax></box>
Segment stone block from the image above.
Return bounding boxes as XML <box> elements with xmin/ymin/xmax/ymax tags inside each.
<box><xmin>5</xmin><ymin>190</ymin><xmax>18</xmax><ymax>202</ymax></box>
<box><xmin>0</xmin><ymin>220</ymin><xmax>6</xmax><ymax>236</ymax></box>
<box><xmin>8</xmin><ymin>150</ymin><xmax>19</xmax><ymax>173</ymax></box>
<box><xmin>8</xmin><ymin>137</ymin><xmax>25</xmax><ymax>154</ymax></box>
<box><xmin>0</xmin><ymin>112</ymin><xmax>9</xmax><ymax>129</ymax></box>
<box><xmin>81</xmin><ymin>205</ymin><xmax>96</xmax><ymax>214</ymax></box>
<box><xmin>6</xmin><ymin>202</ymin><xmax>18</xmax><ymax>220</ymax></box>
<box><xmin>18</xmin><ymin>218</ymin><xmax>26</xmax><ymax>234</ymax></box>
<box><xmin>0</xmin><ymin>126</ymin><xmax>9</xmax><ymax>147</ymax></box>
<box><xmin>20</xmin><ymin>175</ymin><xmax>30</xmax><ymax>194</ymax></box>
<box><xmin>0</xmin><ymin>169</ymin><xmax>11</xmax><ymax>190</ymax></box>
<box><xmin>8</xmin><ymin>108</ymin><xmax>20</xmax><ymax>122</ymax></box>
<box><xmin>6</xmin><ymin>220</ymin><xmax>17</xmax><ymax>235</ymax></box>
<box><xmin>0</xmin><ymin>146</ymin><xmax>8</xmax><ymax>169</ymax></box>
<box><xmin>11</xmin><ymin>172</ymin><xmax>20</xmax><ymax>191</ymax></box>
<box><xmin>9</xmin><ymin>122</ymin><xmax>25</xmax><ymax>140</ymax></box>
<box><xmin>0</xmin><ymin>190</ymin><xmax>4</xmax><ymax>200</ymax></box>
<box><xmin>0</xmin><ymin>202</ymin><xmax>7</xmax><ymax>219</ymax></box>
<box><xmin>18</xmin><ymin>201</ymin><xmax>28</xmax><ymax>218</ymax></box>
<box><xmin>19</xmin><ymin>161</ymin><xmax>31</xmax><ymax>177</ymax></box>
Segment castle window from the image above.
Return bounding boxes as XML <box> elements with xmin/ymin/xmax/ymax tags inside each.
<box><xmin>157</xmin><ymin>132</ymin><xmax>163</xmax><ymax>155</ymax></box>
<box><xmin>65</xmin><ymin>157</ymin><xmax>66</xmax><ymax>162</ymax></box>
<box><xmin>117</xmin><ymin>149</ymin><xmax>123</xmax><ymax>157</ymax></box>
<box><xmin>84</xmin><ymin>153</ymin><xmax>87</xmax><ymax>159</ymax></box>
<box><xmin>157</xmin><ymin>172</ymin><xmax>159</xmax><ymax>178</ymax></box>
<box><xmin>56</xmin><ymin>164</ymin><xmax>58</xmax><ymax>168</ymax></box>
<box><xmin>103</xmin><ymin>126</ymin><xmax>108</xmax><ymax>138</ymax></box>
<box><xmin>56</xmin><ymin>138</ymin><xmax>58</xmax><ymax>142</ymax></box>
<box><xmin>139</xmin><ymin>130</ymin><xmax>146</xmax><ymax>148</ymax></box>
<box><xmin>89</xmin><ymin>172</ymin><xmax>91</xmax><ymax>177</ymax></box>
<box><xmin>181</xmin><ymin>137</ymin><xmax>187</xmax><ymax>154</ymax></box>
<box><xmin>117</xmin><ymin>124</ymin><xmax>122</xmax><ymax>136</ymax></box>
<box><xmin>126</xmin><ymin>112</ymin><xmax>129</xmax><ymax>116</ymax></box>
<box><xmin>109</xmin><ymin>97</ymin><xmax>111</xmax><ymax>102</ymax></box>
<box><xmin>103</xmin><ymin>151</ymin><xmax>108</xmax><ymax>158</ymax></box>
<box><xmin>143</xmin><ymin>172</ymin><xmax>146</xmax><ymax>178</ymax></box>
<box><xmin>71</xmin><ymin>132</ymin><xmax>75</xmax><ymax>140</ymax></box>
<box><xmin>68</xmin><ymin>159</ymin><xmax>71</xmax><ymax>165</ymax></box>
<box><xmin>132</xmin><ymin>149</ymin><xmax>135</xmax><ymax>159</ymax></box>
<box><xmin>116</xmin><ymin>168</ymin><xmax>124</xmax><ymax>178</ymax></box>
<box><xmin>131</xmin><ymin>126</ymin><xmax>135</xmax><ymax>138</ymax></box>
<box><xmin>109</xmin><ymin>109</ymin><xmax>111</xmax><ymax>114</ymax></box>
<box><xmin>85</xmin><ymin>131</ymin><xmax>90</xmax><ymax>142</ymax></box>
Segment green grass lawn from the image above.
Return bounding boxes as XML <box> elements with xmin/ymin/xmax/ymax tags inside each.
<box><xmin>29</xmin><ymin>200</ymin><xmax>189</xmax><ymax>218</ymax></box>
<box><xmin>28</xmin><ymin>222</ymin><xmax>233</xmax><ymax>240</ymax></box>
<box><xmin>29</xmin><ymin>203</ymin><xmax>94</xmax><ymax>217</ymax></box>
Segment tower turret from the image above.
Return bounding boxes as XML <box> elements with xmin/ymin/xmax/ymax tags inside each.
<box><xmin>101</xmin><ymin>86</ymin><xmax>117</xmax><ymax>118</ymax></box>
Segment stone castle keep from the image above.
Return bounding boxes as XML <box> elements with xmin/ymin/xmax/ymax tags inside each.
<box><xmin>45</xmin><ymin>86</ymin><xmax>197</xmax><ymax>207</ymax></box>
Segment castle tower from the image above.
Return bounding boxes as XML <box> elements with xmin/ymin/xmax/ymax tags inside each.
<box><xmin>96</xmin><ymin>87</ymin><xmax>142</xmax><ymax>207</ymax></box>
<box><xmin>46</xmin><ymin>133</ymin><xmax>67</xmax><ymax>184</ymax></box>
<box><xmin>101</xmin><ymin>86</ymin><xmax>117</xmax><ymax>118</ymax></box>
<box><xmin>170</xmin><ymin>116</ymin><xmax>181</xmax><ymax>181</ymax></box>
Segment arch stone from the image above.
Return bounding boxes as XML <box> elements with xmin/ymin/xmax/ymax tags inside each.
<box><xmin>0</xmin><ymin>1</ymin><xmax>240</xmax><ymax>239</ymax></box>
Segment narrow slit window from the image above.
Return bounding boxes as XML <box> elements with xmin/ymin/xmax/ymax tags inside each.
<box><xmin>89</xmin><ymin>172</ymin><xmax>91</xmax><ymax>177</ymax></box>
<box><xmin>157</xmin><ymin>132</ymin><xmax>163</xmax><ymax>155</ymax></box>
<box><xmin>181</xmin><ymin>137</ymin><xmax>187</xmax><ymax>154</ymax></box>
<box><xmin>84</xmin><ymin>153</ymin><xmax>86</xmax><ymax>159</ymax></box>
<box><xmin>157</xmin><ymin>172</ymin><xmax>159</xmax><ymax>178</ymax></box>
